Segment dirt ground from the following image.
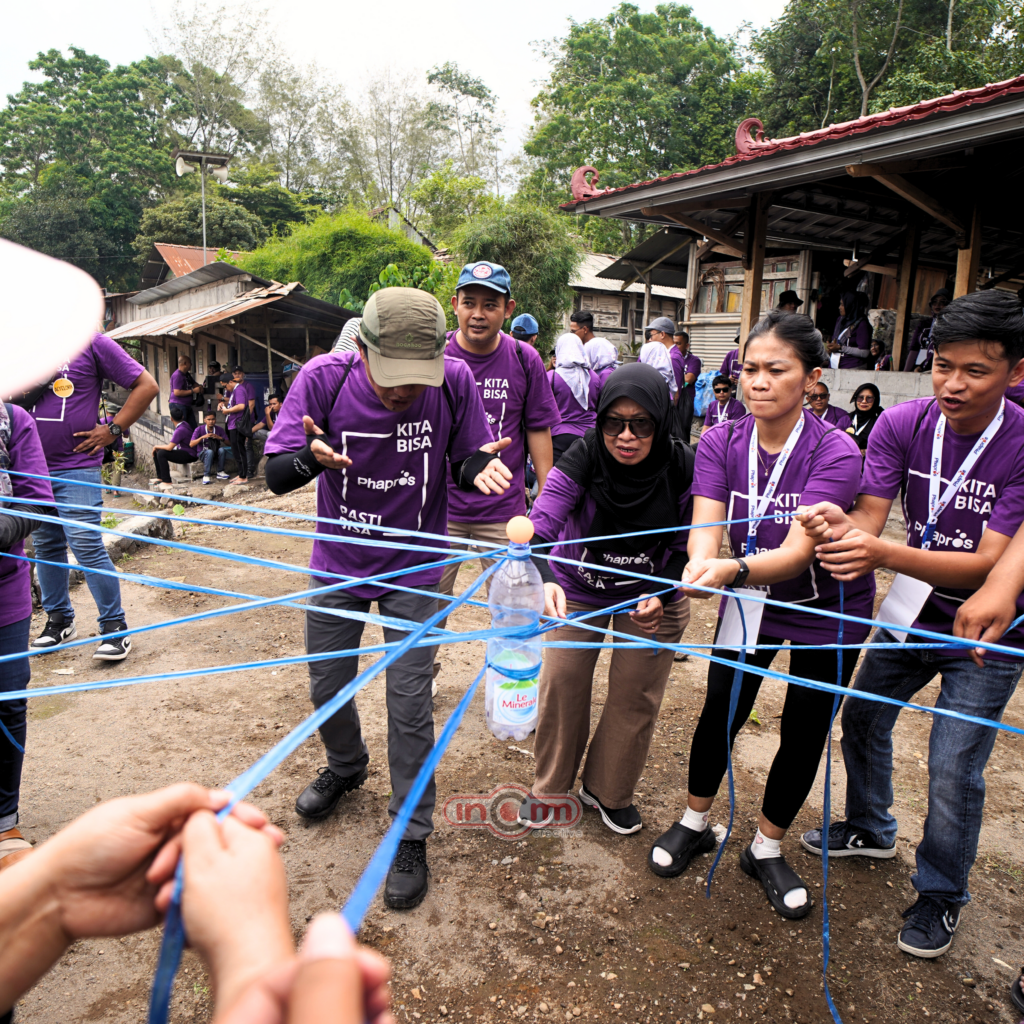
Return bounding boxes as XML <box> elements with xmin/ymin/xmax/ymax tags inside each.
<box><xmin>12</xmin><ymin>472</ymin><xmax>1024</xmax><ymax>1024</ymax></box>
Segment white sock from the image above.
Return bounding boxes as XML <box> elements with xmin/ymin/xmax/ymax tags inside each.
<box><xmin>681</xmin><ymin>806</ymin><xmax>709</xmax><ymax>832</ymax></box>
<box><xmin>650</xmin><ymin>807</ymin><xmax>709</xmax><ymax>868</ymax></box>
<box><xmin>751</xmin><ymin>829</ymin><xmax>807</xmax><ymax>909</ymax></box>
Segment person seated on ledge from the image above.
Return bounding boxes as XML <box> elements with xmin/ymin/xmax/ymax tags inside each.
<box><xmin>805</xmin><ymin>381</ymin><xmax>852</xmax><ymax>429</ymax></box>
<box><xmin>701</xmin><ymin>375</ymin><xmax>746</xmax><ymax>435</ymax></box>
<box><xmin>190</xmin><ymin>411</ymin><xmax>230</xmax><ymax>483</ymax></box>
<box><xmin>151</xmin><ymin>406</ymin><xmax>197</xmax><ymax>490</ymax></box>
<box><xmin>0</xmin><ymin>784</ymin><xmax>392</xmax><ymax>1024</ymax></box>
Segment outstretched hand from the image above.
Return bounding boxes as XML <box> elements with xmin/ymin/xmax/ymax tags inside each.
<box><xmin>303</xmin><ymin>415</ymin><xmax>352</xmax><ymax>470</ymax></box>
<box><xmin>473</xmin><ymin>437</ymin><xmax>513</xmax><ymax>495</ymax></box>
<box><xmin>953</xmin><ymin>586</ymin><xmax>1019</xmax><ymax>668</ymax></box>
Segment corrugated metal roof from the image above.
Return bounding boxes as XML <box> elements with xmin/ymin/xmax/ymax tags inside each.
<box><xmin>154</xmin><ymin>243</ymin><xmax>245</xmax><ymax>278</ymax></box>
<box><xmin>109</xmin><ymin>283</ymin><xmax>301</xmax><ymax>340</ymax></box>
<box><xmin>573</xmin><ymin>253</ymin><xmax>686</xmax><ymax>299</ymax></box>
<box><xmin>563</xmin><ymin>73</ymin><xmax>1024</xmax><ymax>207</ymax></box>
<box><xmin>130</xmin><ymin>262</ymin><xmax>273</xmax><ymax>306</ymax></box>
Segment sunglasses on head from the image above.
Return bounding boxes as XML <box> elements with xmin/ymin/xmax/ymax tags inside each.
<box><xmin>713</xmin><ymin>386</ymin><xmax>731</xmax><ymax>394</ymax></box>
<box><xmin>600</xmin><ymin>415</ymin><xmax>655</xmax><ymax>439</ymax></box>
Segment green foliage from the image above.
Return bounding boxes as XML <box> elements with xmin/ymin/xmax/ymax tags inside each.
<box><xmin>132</xmin><ymin>193</ymin><xmax>266</xmax><ymax>262</ymax></box>
<box><xmin>451</xmin><ymin>199</ymin><xmax>583</xmax><ymax>347</ymax></box>
<box><xmin>426</xmin><ymin>62</ymin><xmax>501</xmax><ymax>179</ymax></box>
<box><xmin>0</xmin><ymin>47</ymin><xmax>180</xmax><ymax>288</ymax></box>
<box><xmin>409</xmin><ymin>160</ymin><xmax>497</xmax><ymax>242</ymax></box>
<box><xmin>239</xmin><ymin>210</ymin><xmax>434</xmax><ymax>305</ymax></box>
<box><xmin>224</xmin><ymin>167</ymin><xmax>321</xmax><ymax>236</ymax></box>
<box><xmin>525</xmin><ymin>4</ymin><xmax>755</xmax><ymax>204</ymax></box>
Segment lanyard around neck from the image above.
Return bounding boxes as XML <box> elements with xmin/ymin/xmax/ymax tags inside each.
<box><xmin>717</xmin><ymin>401</ymin><xmax>729</xmax><ymax>423</ymax></box>
<box><xmin>922</xmin><ymin>399</ymin><xmax>1004</xmax><ymax>549</ymax></box>
<box><xmin>746</xmin><ymin>413</ymin><xmax>806</xmax><ymax>555</ymax></box>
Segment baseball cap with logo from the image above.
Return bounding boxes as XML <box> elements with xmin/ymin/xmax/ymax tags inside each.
<box><xmin>358</xmin><ymin>287</ymin><xmax>448</xmax><ymax>388</ymax></box>
<box><xmin>511</xmin><ymin>313</ymin><xmax>539</xmax><ymax>335</ymax></box>
<box><xmin>456</xmin><ymin>261</ymin><xmax>512</xmax><ymax>296</ymax></box>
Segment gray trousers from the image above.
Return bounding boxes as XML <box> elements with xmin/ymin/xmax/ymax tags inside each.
<box><xmin>305</xmin><ymin>581</ymin><xmax>438</xmax><ymax>841</ymax></box>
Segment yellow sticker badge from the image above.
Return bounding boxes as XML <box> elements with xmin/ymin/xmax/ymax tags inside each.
<box><xmin>52</xmin><ymin>377</ymin><xmax>75</xmax><ymax>399</ymax></box>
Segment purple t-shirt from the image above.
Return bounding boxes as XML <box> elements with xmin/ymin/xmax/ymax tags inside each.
<box><xmin>596</xmin><ymin>366</ymin><xmax>616</xmax><ymax>391</ymax></box>
<box><xmin>1005</xmin><ymin>381</ymin><xmax>1024</xmax><ymax>408</ymax></box>
<box><xmin>169</xmin><ymin>368</ymin><xmax>193</xmax><ymax>407</ymax></box>
<box><xmin>29</xmin><ymin>333</ymin><xmax>145</xmax><ymax>473</ymax></box>
<box><xmin>265</xmin><ymin>352</ymin><xmax>492</xmax><ymax>598</ymax></box>
<box><xmin>833</xmin><ymin>318</ymin><xmax>871</xmax><ymax>370</ymax></box>
<box><xmin>818</xmin><ymin>405</ymin><xmax>852</xmax><ymax>430</ymax></box>
<box><xmin>720</xmin><ymin>348</ymin><xmax>741</xmax><ymax>378</ymax></box>
<box><xmin>98</xmin><ymin>415</ymin><xmax>127</xmax><ymax>452</ymax></box>
<box><xmin>170</xmin><ymin>421</ymin><xmax>194</xmax><ymax>452</ymax></box>
<box><xmin>703</xmin><ymin>398</ymin><xmax>747</xmax><ymax>428</ymax></box>
<box><xmin>0</xmin><ymin>407</ymin><xmax>54</xmax><ymax>629</ymax></box>
<box><xmin>191</xmin><ymin>424</ymin><xmax>228</xmax><ymax>453</ymax></box>
<box><xmin>226</xmin><ymin>382</ymin><xmax>252</xmax><ymax>430</ymax></box>
<box><xmin>672</xmin><ymin>350</ymin><xmax>701</xmax><ymax>391</ymax></box>
<box><xmin>530</xmin><ymin>467</ymin><xmax>691</xmax><ymax>606</ymax></box>
<box><xmin>861</xmin><ymin>397</ymin><xmax>1024</xmax><ymax>658</ymax></box>
<box><xmin>548</xmin><ymin>370</ymin><xmax>599</xmax><ymax>437</ymax></box>
<box><xmin>444</xmin><ymin>331</ymin><xmax>561</xmax><ymax>523</ymax></box>
<box><xmin>694</xmin><ymin>409</ymin><xmax>875</xmax><ymax>643</ymax></box>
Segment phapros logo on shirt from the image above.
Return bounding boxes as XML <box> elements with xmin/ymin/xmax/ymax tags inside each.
<box><xmin>357</xmin><ymin>470</ymin><xmax>416</xmax><ymax>491</ymax></box>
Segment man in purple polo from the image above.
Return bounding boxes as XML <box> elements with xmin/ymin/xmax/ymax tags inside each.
<box><xmin>26</xmin><ymin>334</ymin><xmax>158</xmax><ymax>659</ymax></box>
<box><xmin>265</xmin><ymin>287</ymin><xmax>512</xmax><ymax>911</ymax></box>
<box><xmin>168</xmin><ymin>355</ymin><xmax>203</xmax><ymax>430</ymax></box>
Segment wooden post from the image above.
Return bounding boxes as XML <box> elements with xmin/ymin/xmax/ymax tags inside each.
<box><xmin>892</xmin><ymin>218</ymin><xmax>919</xmax><ymax>372</ymax></box>
<box><xmin>304</xmin><ymin>326</ymin><xmax>310</xmax><ymax>362</ymax></box>
<box><xmin>686</xmin><ymin>241</ymin><xmax>699</xmax><ymax>323</ymax></box>
<box><xmin>642</xmin><ymin>280</ymin><xmax>651</xmax><ymax>329</ymax></box>
<box><xmin>738</xmin><ymin>193</ymin><xmax>769</xmax><ymax>357</ymax></box>
<box><xmin>265</xmin><ymin>320</ymin><xmax>274</xmax><ymax>396</ymax></box>
<box><xmin>627</xmin><ymin>292</ymin><xmax>636</xmax><ymax>350</ymax></box>
<box><xmin>796</xmin><ymin>249</ymin><xmax>813</xmax><ymax>312</ymax></box>
<box><xmin>954</xmin><ymin>204</ymin><xmax>982</xmax><ymax>298</ymax></box>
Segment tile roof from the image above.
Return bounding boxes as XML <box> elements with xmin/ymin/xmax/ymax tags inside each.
<box><xmin>563</xmin><ymin>73</ymin><xmax>1024</xmax><ymax>207</ymax></box>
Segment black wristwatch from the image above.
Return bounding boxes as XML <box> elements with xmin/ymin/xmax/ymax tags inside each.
<box><xmin>731</xmin><ymin>557</ymin><xmax>750</xmax><ymax>588</ymax></box>
<box><xmin>107</xmin><ymin>422</ymin><xmax>123</xmax><ymax>438</ymax></box>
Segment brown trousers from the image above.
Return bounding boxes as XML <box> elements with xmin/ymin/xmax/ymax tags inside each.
<box><xmin>532</xmin><ymin>595</ymin><xmax>690</xmax><ymax>809</ymax></box>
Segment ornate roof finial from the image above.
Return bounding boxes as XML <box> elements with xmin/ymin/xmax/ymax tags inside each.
<box><xmin>735</xmin><ymin>117</ymin><xmax>769</xmax><ymax>155</ymax></box>
<box><xmin>570</xmin><ymin>166</ymin><xmax>611</xmax><ymax>201</ymax></box>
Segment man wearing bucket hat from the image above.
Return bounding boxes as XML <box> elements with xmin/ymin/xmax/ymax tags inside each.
<box><xmin>265</xmin><ymin>287</ymin><xmax>512</xmax><ymax>910</ymax></box>
<box><xmin>434</xmin><ymin>263</ymin><xmax>559</xmax><ymax>672</ymax></box>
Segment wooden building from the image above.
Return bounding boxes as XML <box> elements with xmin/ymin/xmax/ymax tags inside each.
<box><xmin>104</xmin><ymin>259</ymin><xmax>355</xmax><ymax>467</ymax></box>
<box><xmin>563</xmin><ymin>76</ymin><xmax>1024</xmax><ymax>394</ymax></box>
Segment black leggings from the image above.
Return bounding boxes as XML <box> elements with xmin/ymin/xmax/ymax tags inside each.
<box><xmin>153</xmin><ymin>448</ymin><xmax>196</xmax><ymax>483</ymax></box>
<box><xmin>228</xmin><ymin>428</ymin><xmax>257</xmax><ymax>478</ymax></box>
<box><xmin>688</xmin><ymin>629</ymin><xmax>859</xmax><ymax>830</ymax></box>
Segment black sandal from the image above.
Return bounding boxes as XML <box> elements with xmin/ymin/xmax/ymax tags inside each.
<box><xmin>739</xmin><ymin>843</ymin><xmax>813</xmax><ymax>920</ymax></box>
<box><xmin>1011</xmin><ymin>968</ymin><xmax>1024</xmax><ymax>1014</ymax></box>
<box><xmin>647</xmin><ymin>823</ymin><xmax>716</xmax><ymax>877</ymax></box>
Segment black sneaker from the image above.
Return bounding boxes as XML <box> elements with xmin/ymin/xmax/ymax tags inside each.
<box><xmin>579</xmin><ymin>784</ymin><xmax>642</xmax><ymax>835</ymax></box>
<box><xmin>295</xmin><ymin>766</ymin><xmax>368</xmax><ymax>820</ymax></box>
<box><xmin>517</xmin><ymin>795</ymin><xmax>557</xmax><ymax>829</ymax></box>
<box><xmin>93</xmin><ymin>622</ymin><xmax>131</xmax><ymax>662</ymax></box>
<box><xmin>800</xmin><ymin>820</ymin><xmax>897</xmax><ymax>859</ymax></box>
<box><xmin>1010</xmin><ymin>968</ymin><xmax>1024</xmax><ymax>1014</ymax></box>
<box><xmin>648</xmin><ymin>822</ymin><xmax>716</xmax><ymax>877</ymax></box>
<box><xmin>31</xmin><ymin>616</ymin><xmax>77</xmax><ymax>650</ymax></box>
<box><xmin>384</xmin><ymin>839</ymin><xmax>429</xmax><ymax>909</ymax></box>
<box><xmin>897</xmin><ymin>895</ymin><xmax>961</xmax><ymax>958</ymax></box>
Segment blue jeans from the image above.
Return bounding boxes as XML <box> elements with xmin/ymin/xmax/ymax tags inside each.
<box><xmin>201</xmin><ymin>446</ymin><xmax>228</xmax><ymax>475</ymax></box>
<box><xmin>0</xmin><ymin>616</ymin><xmax>30</xmax><ymax>830</ymax></box>
<box><xmin>842</xmin><ymin>629</ymin><xmax>1023</xmax><ymax>904</ymax></box>
<box><xmin>33</xmin><ymin>469</ymin><xmax>125</xmax><ymax>628</ymax></box>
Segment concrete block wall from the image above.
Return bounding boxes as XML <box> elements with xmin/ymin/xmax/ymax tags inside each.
<box><xmin>819</xmin><ymin>369</ymin><xmax>932</xmax><ymax>412</ymax></box>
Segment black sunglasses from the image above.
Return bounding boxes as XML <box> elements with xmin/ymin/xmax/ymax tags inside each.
<box><xmin>600</xmin><ymin>415</ymin><xmax>655</xmax><ymax>439</ymax></box>
<box><xmin>809</xmin><ymin>392</ymin><xmax>829</xmax><ymax>400</ymax></box>
<box><xmin>713</xmin><ymin>386</ymin><xmax>731</xmax><ymax>394</ymax></box>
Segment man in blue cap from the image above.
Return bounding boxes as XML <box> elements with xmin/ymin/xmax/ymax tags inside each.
<box><xmin>510</xmin><ymin>313</ymin><xmax>540</xmax><ymax>348</ymax></box>
<box><xmin>435</xmin><ymin>264</ymin><xmax>560</xmax><ymax>676</ymax></box>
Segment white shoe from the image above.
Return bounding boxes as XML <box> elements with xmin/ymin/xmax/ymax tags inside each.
<box><xmin>203</xmin><ymin>476</ymin><xmax>211</xmax><ymax>484</ymax></box>
<box><xmin>216</xmin><ymin>473</ymin><xmax>229</xmax><ymax>480</ymax></box>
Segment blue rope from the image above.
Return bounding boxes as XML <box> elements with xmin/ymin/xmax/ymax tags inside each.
<box><xmin>146</xmin><ymin>555</ymin><xmax>507</xmax><ymax>1024</ymax></box>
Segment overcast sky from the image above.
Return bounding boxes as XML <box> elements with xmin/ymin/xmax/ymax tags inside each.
<box><xmin>2</xmin><ymin>0</ymin><xmax>788</xmax><ymax>146</ymax></box>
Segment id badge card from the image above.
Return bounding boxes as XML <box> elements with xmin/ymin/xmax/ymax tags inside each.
<box><xmin>877</xmin><ymin>574</ymin><xmax>933</xmax><ymax>643</ymax></box>
<box><xmin>718</xmin><ymin>588</ymin><xmax>766</xmax><ymax>654</ymax></box>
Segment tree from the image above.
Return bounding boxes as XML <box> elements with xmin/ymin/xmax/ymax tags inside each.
<box><xmin>132</xmin><ymin>193</ymin><xmax>267</xmax><ymax>260</ymax></box>
<box><xmin>223</xmin><ymin>164</ymin><xmax>319</xmax><ymax>235</ymax></box>
<box><xmin>0</xmin><ymin>47</ymin><xmax>180</xmax><ymax>288</ymax></box>
<box><xmin>452</xmin><ymin>199</ymin><xmax>583</xmax><ymax>347</ymax></box>
<box><xmin>409</xmin><ymin>160</ymin><xmax>496</xmax><ymax>242</ymax></box>
<box><xmin>238</xmin><ymin>210</ymin><xmax>434</xmax><ymax>304</ymax></box>
<box><xmin>426</xmin><ymin>62</ymin><xmax>502</xmax><ymax>183</ymax></box>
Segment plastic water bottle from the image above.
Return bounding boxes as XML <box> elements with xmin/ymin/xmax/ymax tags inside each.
<box><xmin>485</xmin><ymin>517</ymin><xmax>545</xmax><ymax>741</ymax></box>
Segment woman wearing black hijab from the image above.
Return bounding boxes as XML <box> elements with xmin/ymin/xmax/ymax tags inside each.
<box><xmin>848</xmin><ymin>383</ymin><xmax>884</xmax><ymax>451</ymax></box>
<box><xmin>517</xmin><ymin>364</ymin><xmax>694</xmax><ymax>836</ymax></box>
